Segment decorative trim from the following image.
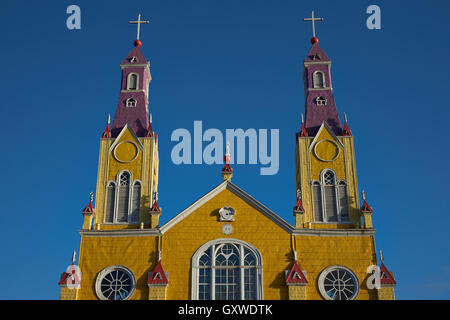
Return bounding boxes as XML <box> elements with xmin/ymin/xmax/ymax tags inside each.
<box><xmin>304</xmin><ymin>61</ymin><xmax>332</xmax><ymax>66</ymax></box>
<box><xmin>222</xmin><ymin>224</ymin><xmax>233</xmax><ymax>235</ymax></box>
<box><xmin>120</xmin><ymin>63</ymin><xmax>150</xmax><ymax>69</ymax></box>
<box><xmin>307</xmin><ymin>87</ymin><xmax>333</xmax><ymax>91</ymax></box>
<box><xmin>292</xmin><ymin>228</ymin><xmax>375</xmax><ymax>236</ymax></box>
<box><xmin>79</xmin><ymin>228</ymin><xmax>161</xmax><ymax>237</ymax></box>
<box><xmin>121</xmin><ymin>89</ymin><xmax>146</xmax><ymax>94</ymax></box>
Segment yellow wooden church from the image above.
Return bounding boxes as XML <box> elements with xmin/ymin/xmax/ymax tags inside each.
<box><xmin>58</xmin><ymin>14</ymin><xmax>397</xmax><ymax>301</ymax></box>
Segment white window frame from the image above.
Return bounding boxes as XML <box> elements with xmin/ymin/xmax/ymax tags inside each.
<box><xmin>318</xmin><ymin>265</ymin><xmax>359</xmax><ymax>300</ymax></box>
<box><xmin>313</xmin><ymin>71</ymin><xmax>325</xmax><ymax>88</ymax></box>
<box><xmin>104</xmin><ymin>170</ymin><xmax>141</xmax><ymax>224</ymax></box>
<box><xmin>127</xmin><ymin>72</ymin><xmax>139</xmax><ymax>90</ymax></box>
<box><xmin>311</xmin><ymin>169</ymin><xmax>349</xmax><ymax>223</ymax></box>
<box><xmin>315</xmin><ymin>96</ymin><xmax>327</xmax><ymax>106</ymax></box>
<box><xmin>95</xmin><ymin>265</ymin><xmax>136</xmax><ymax>300</ymax></box>
<box><xmin>191</xmin><ymin>238</ymin><xmax>263</xmax><ymax>300</ymax></box>
<box><xmin>126</xmin><ymin>98</ymin><xmax>137</xmax><ymax>107</ymax></box>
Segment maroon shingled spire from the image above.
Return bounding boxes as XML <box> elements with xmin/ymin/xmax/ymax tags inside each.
<box><xmin>302</xmin><ymin>42</ymin><xmax>342</xmax><ymax>136</ymax></box>
<box><xmin>111</xmin><ymin>45</ymin><xmax>151</xmax><ymax>137</ymax></box>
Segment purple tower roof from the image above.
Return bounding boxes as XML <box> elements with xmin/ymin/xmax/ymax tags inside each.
<box><xmin>111</xmin><ymin>45</ymin><xmax>151</xmax><ymax>137</ymax></box>
<box><xmin>303</xmin><ymin>42</ymin><xmax>342</xmax><ymax>136</ymax></box>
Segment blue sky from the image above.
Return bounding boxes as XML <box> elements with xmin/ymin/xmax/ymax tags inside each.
<box><xmin>0</xmin><ymin>0</ymin><xmax>449</xmax><ymax>299</ymax></box>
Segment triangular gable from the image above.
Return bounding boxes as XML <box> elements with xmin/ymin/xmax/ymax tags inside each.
<box><xmin>149</xmin><ymin>200</ymin><xmax>161</xmax><ymax>213</ymax></box>
<box><xmin>361</xmin><ymin>199</ymin><xmax>373</xmax><ymax>213</ymax></box>
<box><xmin>286</xmin><ymin>262</ymin><xmax>308</xmax><ymax>284</ymax></box>
<box><xmin>147</xmin><ymin>261</ymin><xmax>168</xmax><ymax>285</ymax></box>
<box><xmin>308</xmin><ymin>122</ymin><xmax>345</xmax><ymax>152</ymax></box>
<box><xmin>160</xmin><ymin>180</ymin><xmax>294</xmax><ymax>234</ymax></box>
<box><xmin>108</xmin><ymin>124</ymin><xmax>144</xmax><ymax>153</ymax></box>
<box><xmin>81</xmin><ymin>199</ymin><xmax>94</xmax><ymax>214</ymax></box>
<box><xmin>304</xmin><ymin>44</ymin><xmax>331</xmax><ymax>63</ymax></box>
<box><xmin>380</xmin><ymin>262</ymin><xmax>396</xmax><ymax>285</ymax></box>
<box><xmin>120</xmin><ymin>46</ymin><xmax>148</xmax><ymax>66</ymax></box>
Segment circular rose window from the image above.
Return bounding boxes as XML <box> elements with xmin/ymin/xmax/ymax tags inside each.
<box><xmin>318</xmin><ymin>266</ymin><xmax>359</xmax><ymax>300</ymax></box>
<box><xmin>95</xmin><ymin>265</ymin><xmax>136</xmax><ymax>300</ymax></box>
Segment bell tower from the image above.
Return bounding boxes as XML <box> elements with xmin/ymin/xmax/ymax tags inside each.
<box><xmin>88</xmin><ymin>15</ymin><xmax>160</xmax><ymax>229</ymax></box>
<box><xmin>295</xmin><ymin>12</ymin><xmax>360</xmax><ymax>228</ymax></box>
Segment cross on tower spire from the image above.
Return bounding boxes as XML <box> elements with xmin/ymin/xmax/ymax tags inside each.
<box><xmin>129</xmin><ymin>14</ymin><xmax>150</xmax><ymax>47</ymax></box>
<box><xmin>303</xmin><ymin>10</ymin><xmax>324</xmax><ymax>44</ymax></box>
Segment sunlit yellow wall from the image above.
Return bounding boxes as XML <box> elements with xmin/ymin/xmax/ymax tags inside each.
<box><xmin>294</xmin><ymin>235</ymin><xmax>378</xmax><ymax>300</ymax></box>
<box><xmin>77</xmin><ymin>236</ymin><xmax>158</xmax><ymax>300</ymax></box>
<box><xmin>162</xmin><ymin>188</ymin><xmax>292</xmax><ymax>300</ymax></box>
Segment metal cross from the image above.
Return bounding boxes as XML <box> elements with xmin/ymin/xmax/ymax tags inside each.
<box><xmin>303</xmin><ymin>10</ymin><xmax>324</xmax><ymax>38</ymax></box>
<box><xmin>129</xmin><ymin>14</ymin><xmax>150</xmax><ymax>40</ymax></box>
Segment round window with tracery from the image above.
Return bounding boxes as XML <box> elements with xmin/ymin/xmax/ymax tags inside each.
<box><xmin>95</xmin><ymin>265</ymin><xmax>136</xmax><ymax>300</ymax></box>
<box><xmin>318</xmin><ymin>266</ymin><xmax>359</xmax><ymax>300</ymax></box>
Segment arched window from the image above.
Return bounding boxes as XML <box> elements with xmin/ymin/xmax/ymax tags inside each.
<box><xmin>127</xmin><ymin>73</ymin><xmax>138</xmax><ymax>90</ymax></box>
<box><xmin>338</xmin><ymin>181</ymin><xmax>349</xmax><ymax>221</ymax></box>
<box><xmin>104</xmin><ymin>171</ymin><xmax>141</xmax><ymax>224</ymax></box>
<box><xmin>312</xmin><ymin>169</ymin><xmax>349</xmax><ymax>222</ymax></box>
<box><xmin>323</xmin><ymin>170</ymin><xmax>338</xmax><ymax>222</ymax></box>
<box><xmin>116</xmin><ymin>171</ymin><xmax>130</xmax><ymax>222</ymax></box>
<box><xmin>313</xmin><ymin>71</ymin><xmax>325</xmax><ymax>88</ymax></box>
<box><xmin>312</xmin><ymin>181</ymin><xmax>323</xmax><ymax>222</ymax></box>
<box><xmin>130</xmin><ymin>181</ymin><xmax>141</xmax><ymax>223</ymax></box>
<box><xmin>126</xmin><ymin>98</ymin><xmax>137</xmax><ymax>107</ymax></box>
<box><xmin>105</xmin><ymin>181</ymin><xmax>116</xmax><ymax>223</ymax></box>
<box><xmin>192</xmin><ymin>239</ymin><xmax>263</xmax><ymax>300</ymax></box>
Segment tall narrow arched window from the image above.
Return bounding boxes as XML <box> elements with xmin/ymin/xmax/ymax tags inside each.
<box><xmin>312</xmin><ymin>181</ymin><xmax>323</xmax><ymax>222</ymax></box>
<box><xmin>313</xmin><ymin>71</ymin><xmax>325</xmax><ymax>88</ymax></box>
<box><xmin>127</xmin><ymin>73</ymin><xmax>138</xmax><ymax>90</ymax></box>
<box><xmin>323</xmin><ymin>170</ymin><xmax>338</xmax><ymax>222</ymax></box>
<box><xmin>104</xmin><ymin>181</ymin><xmax>116</xmax><ymax>223</ymax></box>
<box><xmin>116</xmin><ymin>171</ymin><xmax>130</xmax><ymax>222</ymax></box>
<box><xmin>338</xmin><ymin>181</ymin><xmax>349</xmax><ymax>221</ymax></box>
<box><xmin>312</xmin><ymin>169</ymin><xmax>349</xmax><ymax>223</ymax></box>
<box><xmin>130</xmin><ymin>181</ymin><xmax>141</xmax><ymax>223</ymax></box>
<box><xmin>192</xmin><ymin>239</ymin><xmax>263</xmax><ymax>300</ymax></box>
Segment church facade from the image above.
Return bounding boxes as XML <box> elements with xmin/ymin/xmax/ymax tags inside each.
<box><xmin>58</xmin><ymin>25</ymin><xmax>397</xmax><ymax>301</ymax></box>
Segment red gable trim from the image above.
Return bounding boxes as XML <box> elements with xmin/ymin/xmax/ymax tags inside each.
<box><xmin>293</xmin><ymin>198</ymin><xmax>305</xmax><ymax>214</ymax></box>
<box><xmin>343</xmin><ymin>121</ymin><xmax>352</xmax><ymax>136</ymax></box>
<box><xmin>286</xmin><ymin>262</ymin><xmax>308</xmax><ymax>284</ymax></box>
<box><xmin>102</xmin><ymin>123</ymin><xmax>111</xmax><ymax>139</ymax></box>
<box><xmin>147</xmin><ymin>261</ymin><xmax>168</xmax><ymax>285</ymax></box>
<box><xmin>81</xmin><ymin>200</ymin><xmax>94</xmax><ymax>214</ymax></box>
<box><xmin>146</xmin><ymin>123</ymin><xmax>154</xmax><ymax>137</ymax></box>
<box><xmin>222</xmin><ymin>163</ymin><xmax>233</xmax><ymax>173</ymax></box>
<box><xmin>380</xmin><ymin>262</ymin><xmax>396</xmax><ymax>285</ymax></box>
<box><xmin>298</xmin><ymin>122</ymin><xmax>308</xmax><ymax>137</ymax></box>
<box><xmin>149</xmin><ymin>200</ymin><xmax>161</xmax><ymax>213</ymax></box>
<box><xmin>361</xmin><ymin>199</ymin><xmax>373</xmax><ymax>213</ymax></box>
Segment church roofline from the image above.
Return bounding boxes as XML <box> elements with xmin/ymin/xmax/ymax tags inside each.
<box><xmin>159</xmin><ymin>180</ymin><xmax>295</xmax><ymax>234</ymax></box>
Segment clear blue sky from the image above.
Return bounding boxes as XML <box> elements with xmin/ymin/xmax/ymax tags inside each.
<box><xmin>1</xmin><ymin>0</ymin><xmax>449</xmax><ymax>299</ymax></box>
